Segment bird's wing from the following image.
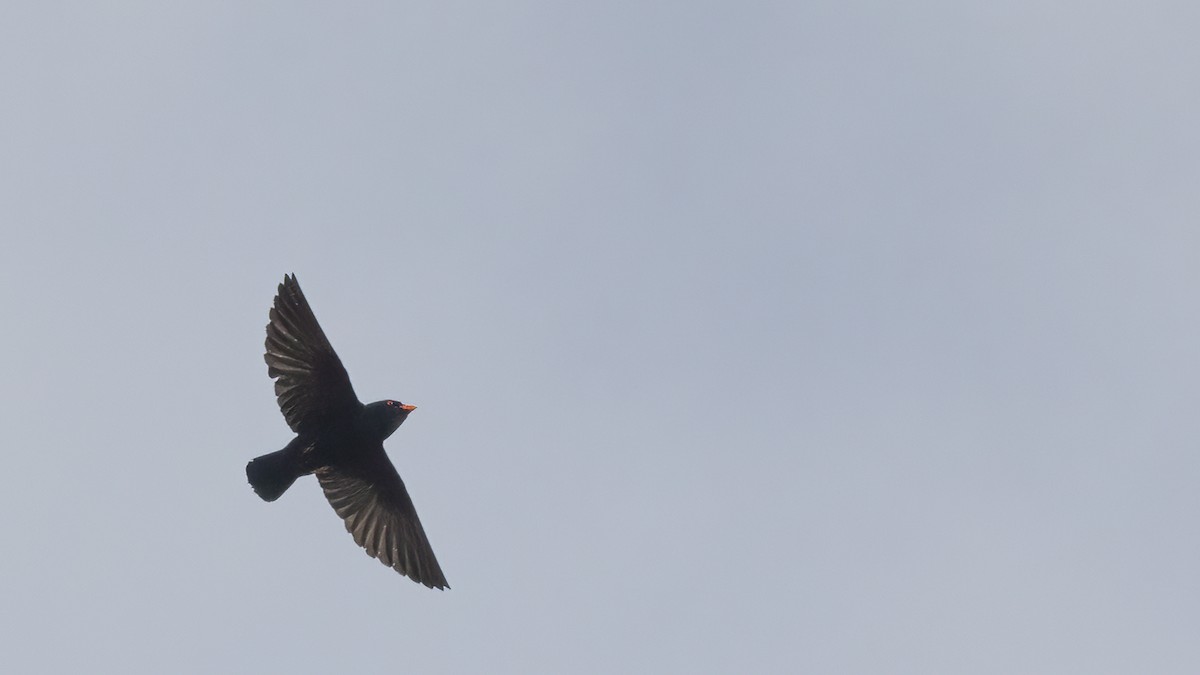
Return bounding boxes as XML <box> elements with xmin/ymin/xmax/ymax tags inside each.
<box><xmin>265</xmin><ymin>274</ymin><xmax>362</xmax><ymax>434</ymax></box>
<box><xmin>317</xmin><ymin>452</ymin><xmax>449</xmax><ymax>589</ymax></box>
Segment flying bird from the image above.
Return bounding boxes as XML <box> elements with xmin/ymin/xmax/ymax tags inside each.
<box><xmin>246</xmin><ymin>274</ymin><xmax>448</xmax><ymax>589</ymax></box>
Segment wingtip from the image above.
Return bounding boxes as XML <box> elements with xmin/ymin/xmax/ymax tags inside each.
<box><xmin>276</xmin><ymin>274</ymin><xmax>306</xmax><ymax>311</ymax></box>
<box><xmin>277</xmin><ymin>272</ymin><xmax>300</xmax><ymax>290</ymax></box>
<box><xmin>396</xmin><ymin>562</ymin><xmax>450</xmax><ymax>590</ymax></box>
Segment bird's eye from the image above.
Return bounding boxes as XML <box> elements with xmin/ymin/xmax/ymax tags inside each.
<box><xmin>387</xmin><ymin>400</ymin><xmax>396</xmax><ymax>407</ymax></box>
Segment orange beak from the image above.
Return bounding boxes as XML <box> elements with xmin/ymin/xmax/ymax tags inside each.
<box><xmin>400</xmin><ymin>403</ymin><xmax>417</xmax><ymax>412</ymax></box>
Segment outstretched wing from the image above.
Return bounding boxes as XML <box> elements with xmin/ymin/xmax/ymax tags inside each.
<box><xmin>317</xmin><ymin>452</ymin><xmax>449</xmax><ymax>589</ymax></box>
<box><xmin>265</xmin><ymin>274</ymin><xmax>362</xmax><ymax>434</ymax></box>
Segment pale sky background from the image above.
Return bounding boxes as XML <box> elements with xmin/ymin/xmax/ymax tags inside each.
<box><xmin>3</xmin><ymin>2</ymin><xmax>1200</xmax><ymax>673</ymax></box>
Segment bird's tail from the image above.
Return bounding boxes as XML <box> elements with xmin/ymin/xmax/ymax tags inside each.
<box><xmin>246</xmin><ymin>448</ymin><xmax>303</xmax><ymax>502</ymax></box>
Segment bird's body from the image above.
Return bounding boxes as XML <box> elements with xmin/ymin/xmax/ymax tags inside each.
<box><xmin>246</xmin><ymin>274</ymin><xmax>448</xmax><ymax>589</ymax></box>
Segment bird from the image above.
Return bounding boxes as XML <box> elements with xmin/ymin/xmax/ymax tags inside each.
<box><xmin>246</xmin><ymin>274</ymin><xmax>448</xmax><ymax>589</ymax></box>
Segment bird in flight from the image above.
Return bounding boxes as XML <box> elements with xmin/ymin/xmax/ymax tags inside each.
<box><xmin>246</xmin><ymin>274</ymin><xmax>448</xmax><ymax>589</ymax></box>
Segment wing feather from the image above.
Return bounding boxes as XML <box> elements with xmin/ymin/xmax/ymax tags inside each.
<box><xmin>264</xmin><ymin>274</ymin><xmax>361</xmax><ymax>434</ymax></box>
<box><xmin>317</xmin><ymin>453</ymin><xmax>449</xmax><ymax>589</ymax></box>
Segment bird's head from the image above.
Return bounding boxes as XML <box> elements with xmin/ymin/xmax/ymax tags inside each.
<box><xmin>363</xmin><ymin>399</ymin><xmax>417</xmax><ymax>440</ymax></box>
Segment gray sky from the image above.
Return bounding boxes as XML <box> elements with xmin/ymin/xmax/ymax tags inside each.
<box><xmin>3</xmin><ymin>2</ymin><xmax>1199</xmax><ymax>673</ymax></box>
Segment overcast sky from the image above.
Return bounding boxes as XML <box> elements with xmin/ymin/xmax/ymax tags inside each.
<box><xmin>3</xmin><ymin>2</ymin><xmax>1200</xmax><ymax>673</ymax></box>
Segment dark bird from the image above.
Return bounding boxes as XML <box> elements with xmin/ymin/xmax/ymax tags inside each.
<box><xmin>246</xmin><ymin>274</ymin><xmax>448</xmax><ymax>589</ymax></box>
